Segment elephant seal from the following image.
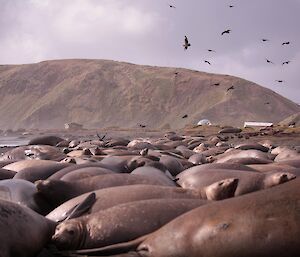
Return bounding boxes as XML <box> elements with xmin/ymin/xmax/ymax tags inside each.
<box><xmin>48</xmin><ymin>163</ymin><xmax>117</xmax><ymax>180</ymax></box>
<box><xmin>218</xmin><ymin>127</ymin><xmax>242</xmax><ymax>133</ymax></box>
<box><xmin>36</xmin><ymin>174</ymin><xmax>177</xmax><ymax>207</ymax></box>
<box><xmin>234</xmin><ymin>142</ymin><xmax>269</xmax><ymax>152</ymax></box>
<box><xmin>176</xmin><ymin>168</ymin><xmax>296</xmax><ymax>196</ymax></box>
<box><xmin>60</xmin><ymin>167</ymin><xmax>114</xmax><ymax>182</ymax></box>
<box><xmin>0</xmin><ymin>168</ymin><xmax>16</xmax><ymax>180</ymax></box>
<box><xmin>28</xmin><ymin>135</ymin><xmax>64</xmax><ymax>146</ymax></box>
<box><xmin>0</xmin><ymin>179</ymin><xmax>51</xmax><ymax>213</ymax></box>
<box><xmin>131</xmin><ymin>167</ymin><xmax>176</xmax><ymax>186</ymax></box>
<box><xmin>215</xmin><ymin>149</ymin><xmax>272</xmax><ymax>163</ymax></box>
<box><xmin>158</xmin><ymin>155</ymin><xmax>184</xmax><ymax>176</ymax></box>
<box><xmin>0</xmin><ymin>199</ymin><xmax>56</xmax><ymax>257</ymax></box>
<box><xmin>47</xmin><ymin>179</ymin><xmax>238</xmax><ymax>222</ymax></box>
<box><xmin>8</xmin><ymin>160</ymin><xmax>71</xmax><ymax>183</ymax></box>
<box><xmin>132</xmin><ymin>178</ymin><xmax>300</xmax><ymax>257</ymax></box>
<box><xmin>52</xmin><ymin>198</ymin><xmax>208</xmax><ymax>250</ymax></box>
<box><xmin>0</xmin><ymin>145</ymin><xmax>66</xmax><ymax>161</ymax></box>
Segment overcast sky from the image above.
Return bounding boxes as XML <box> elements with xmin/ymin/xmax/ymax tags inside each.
<box><xmin>1</xmin><ymin>0</ymin><xmax>299</xmax><ymax>103</ymax></box>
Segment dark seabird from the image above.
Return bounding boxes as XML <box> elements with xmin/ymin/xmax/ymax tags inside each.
<box><xmin>221</xmin><ymin>29</ymin><xmax>231</xmax><ymax>35</ymax></box>
<box><xmin>261</xmin><ymin>39</ymin><xmax>269</xmax><ymax>42</ymax></box>
<box><xmin>96</xmin><ymin>133</ymin><xmax>106</xmax><ymax>141</ymax></box>
<box><xmin>282</xmin><ymin>41</ymin><xmax>290</xmax><ymax>45</ymax></box>
<box><xmin>169</xmin><ymin>4</ymin><xmax>176</xmax><ymax>8</ymax></box>
<box><xmin>282</xmin><ymin>61</ymin><xmax>291</xmax><ymax>65</ymax></box>
<box><xmin>229</xmin><ymin>5</ymin><xmax>234</xmax><ymax>8</ymax></box>
<box><xmin>275</xmin><ymin>80</ymin><xmax>284</xmax><ymax>83</ymax></box>
<box><xmin>266</xmin><ymin>58</ymin><xmax>274</xmax><ymax>64</ymax></box>
<box><xmin>204</xmin><ymin>60</ymin><xmax>211</xmax><ymax>65</ymax></box>
<box><xmin>227</xmin><ymin>86</ymin><xmax>234</xmax><ymax>91</ymax></box>
<box><xmin>264</xmin><ymin>102</ymin><xmax>270</xmax><ymax>105</ymax></box>
<box><xmin>183</xmin><ymin>36</ymin><xmax>191</xmax><ymax>50</ymax></box>
<box><xmin>182</xmin><ymin>114</ymin><xmax>188</xmax><ymax>119</ymax></box>
<box><xmin>139</xmin><ymin>124</ymin><xmax>146</xmax><ymax>128</ymax></box>
<box><xmin>207</xmin><ymin>49</ymin><xmax>216</xmax><ymax>52</ymax></box>
<box><xmin>212</xmin><ymin>83</ymin><xmax>220</xmax><ymax>86</ymax></box>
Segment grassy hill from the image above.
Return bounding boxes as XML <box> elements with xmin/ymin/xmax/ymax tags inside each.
<box><xmin>0</xmin><ymin>59</ymin><xmax>299</xmax><ymax>129</ymax></box>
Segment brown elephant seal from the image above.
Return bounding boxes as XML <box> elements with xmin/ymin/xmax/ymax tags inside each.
<box><xmin>158</xmin><ymin>155</ymin><xmax>184</xmax><ymax>176</ymax></box>
<box><xmin>60</xmin><ymin>167</ymin><xmax>114</xmax><ymax>182</ymax></box>
<box><xmin>28</xmin><ymin>135</ymin><xmax>64</xmax><ymax>146</ymax></box>
<box><xmin>0</xmin><ymin>168</ymin><xmax>16</xmax><ymax>180</ymax></box>
<box><xmin>218</xmin><ymin>127</ymin><xmax>242</xmax><ymax>133</ymax></box>
<box><xmin>215</xmin><ymin>149</ymin><xmax>272</xmax><ymax>163</ymax></box>
<box><xmin>131</xmin><ymin>167</ymin><xmax>176</xmax><ymax>186</ymax></box>
<box><xmin>36</xmin><ymin>174</ymin><xmax>177</xmax><ymax>207</ymax></box>
<box><xmin>52</xmin><ymin>198</ymin><xmax>208</xmax><ymax>250</ymax></box>
<box><xmin>224</xmin><ymin>157</ymin><xmax>273</xmax><ymax>165</ymax></box>
<box><xmin>176</xmin><ymin>167</ymin><xmax>296</xmax><ymax>196</ymax></box>
<box><xmin>0</xmin><ymin>145</ymin><xmax>66</xmax><ymax>161</ymax></box>
<box><xmin>0</xmin><ymin>199</ymin><xmax>56</xmax><ymax>257</ymax></box>
<box><xmin>48</xmin><ymin>162</ymin><xmax>117</xmax><ymax>180</ymax></box>
<box><xmin>248</xmin><ymin>163</ymin><xmax>300</xmax><ymax>176</ymax></box>
<box><xmin>47</xmin><ymin>179</ymin><xmax>238</xmax><ymax>222</ymax></box>
<box><xmin>132</xmin><ymin>178</ymin><xmax>300</xmax><ymax>257</ymax></box>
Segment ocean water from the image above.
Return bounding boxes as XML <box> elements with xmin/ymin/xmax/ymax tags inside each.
<box><xmin>0</xmin><ymin>136</ymin><xmax>29</xmax><ymax>147</ymax></box>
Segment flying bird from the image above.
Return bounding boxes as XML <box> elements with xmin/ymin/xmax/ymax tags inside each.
<box><xmin>227</xmin><ymin>86</ymin><xmax>234</xmax><ymax>91</ymax></box>
<box><xmin>96</xmin><ymin>132</ymin><xmax>106</xmax><ymax>141</ymax></box>
<box><xmin>169</xmin><ymin>4</ymin><xmax>176</xmax><ymax>8</ymax></box>
<box><xmin>282</xmin><ymin>41</ymin><xmax>290</xmax><ymax>45</ymax></box>
<box><xmin>207</xmin><ymin>49</ymin><xmax>216</xmax><ymax>52</ymax></box>
<box><xmin>182</xmin><ymin>114</ymin><xmax>188</xmax><ymax>119</ymax></box>
<box><xmin>204</xmin><ymin>60</ymin><xmax>211</xmax><ymax>65</ymax></box>
<box><xmin>282</xmin><ymin>61</ymin><xmax>291</xmax><ymax>65</ymax></box>
<box><xmin>266</xmin><ymin>58</ymin><xmax>274</xmax><ymax>64</ymax></box>
<box><xmin>221</xmin><ymin>29</ymin><xmax>231</xmax><ymax>35</ymax></box>
<box><xmin>183</xmin><ymin>36</ymin><xmax>191</xmax><ymax>50</ymax></box>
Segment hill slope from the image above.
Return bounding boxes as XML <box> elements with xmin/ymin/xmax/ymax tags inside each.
<box><xmin>0</xmin><ymin>59</ymin><xmax>299</xmax><ymax>129</ymax></box>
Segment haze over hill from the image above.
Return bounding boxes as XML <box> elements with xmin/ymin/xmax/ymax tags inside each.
<box><xmin>0</xmin><ymin>59</ymin><xmax>299</xmax><ymax>130</ymax></box>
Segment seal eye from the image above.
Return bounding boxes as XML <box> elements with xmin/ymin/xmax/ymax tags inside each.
<box><xmin>67</xmin><ymin>229</ymin><xmax>75</xmax><ymax>236</ymax></box>
<box><xmin>218</xmin><ymin>181</ymin><xmax>224</xmax><ymax>186</ymax></box>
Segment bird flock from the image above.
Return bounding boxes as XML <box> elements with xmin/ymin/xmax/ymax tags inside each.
<box><xmin>168</xmin><ymin>2</ymin><xmax>292</xmax><ymax>86</ymax></box>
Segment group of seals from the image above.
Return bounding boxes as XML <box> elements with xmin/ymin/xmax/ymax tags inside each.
<box><xmin>0</xmin><ymin>131</ymin><xmax>298</xmax><ymax>257</ymax></box>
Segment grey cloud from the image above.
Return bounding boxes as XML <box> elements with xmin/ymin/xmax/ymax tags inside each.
<box><xmin>0</xmin><ymin>0</ymin><xmax>299</xmax><ymax>103</ymax></box>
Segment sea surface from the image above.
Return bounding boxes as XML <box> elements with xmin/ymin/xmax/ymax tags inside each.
<box><xmin>0</xmin><ymin>136</ymin><xmax>29</xmax><ymax>147</ymax></box>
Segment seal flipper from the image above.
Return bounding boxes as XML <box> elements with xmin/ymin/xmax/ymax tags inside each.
<box><xmin>64</xmin><ymin>234</ymin><xmax>149</xmax><ymax>256</ymax></box>
<box><xmin>60</xmin><ymin>192</ymin><xmax>96</xmax><ymax>222</ymax></box>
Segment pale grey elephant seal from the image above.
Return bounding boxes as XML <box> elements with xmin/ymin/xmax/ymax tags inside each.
<box><xmin>0</xmin><ymin>199</ymin><xmax>56</xmax><ymax>257</ymax></box>
<box><xmin>0</xmin><ymin>145</ymin><xmax>66</xmax><ymax>161</ymax></box>
<box><xmin>0</xmin><ymin>179</ymin><xmax>50</xmax><ymax>213</ymax></box>
<box><xmin>52</xmin><ymin>198</ymin><xmax>208</xmax><ymax>250</ymax></box>
<box><xmin>176</xmin><ymin>168</ymin><xmax>296</xmax><ymax>196</ymax></box>
<box><xmin>9</xmin><ymin>160</ymin><xmax>71</xmax><ymax>182</ymax></box>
